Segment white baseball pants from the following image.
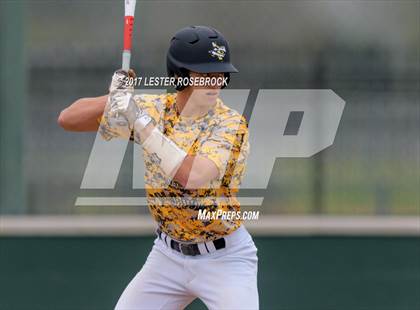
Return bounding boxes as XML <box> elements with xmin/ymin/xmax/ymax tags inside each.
<box><xmin>114</xmin><ymin>225</ymin><xmax>259</xmax><ymax>310</ymax></box>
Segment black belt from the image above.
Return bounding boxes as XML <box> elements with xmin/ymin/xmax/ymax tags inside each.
<box><xmin>157</xmin><ymin>228</ymin><xmax>226</xmax><ymax>256</ymax></box>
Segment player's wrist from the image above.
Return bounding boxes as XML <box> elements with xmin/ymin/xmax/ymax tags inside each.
<box><xmin>135</xmin><ymin>113</ymin><xmax>153</xmax><ymax>130</ymax></box>
<box><xmin>137</xmin><ymin>126</ymin><xmax>187</xmax><ymax>177</ymax></box>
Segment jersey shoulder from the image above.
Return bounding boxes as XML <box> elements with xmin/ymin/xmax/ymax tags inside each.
<box><xmin>214</xmin><ymin>99</ymin><xmax>248</xmax><ymax>133</ymax></box>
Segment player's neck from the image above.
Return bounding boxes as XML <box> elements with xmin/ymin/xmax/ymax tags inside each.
<box><xmin>175</xmin><ymin>90</ymin><xmax>216</xmax><ymax>119</ymax></box>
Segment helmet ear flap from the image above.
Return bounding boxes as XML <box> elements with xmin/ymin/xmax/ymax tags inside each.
<box><xmin>174</xmin><ymin>68</ymin><xmax>190</xmax><ymax>91</ymax></box>
<box><xmin>167</xmin><ymin>57</ymin><xmax>190</xmax><ymax>91</ymax></box>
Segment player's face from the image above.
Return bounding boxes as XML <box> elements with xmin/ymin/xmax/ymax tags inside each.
<box><xmin>188</xmin><ymin>71</ymin><xmax>224</xmax><ymax>107</ymax></box>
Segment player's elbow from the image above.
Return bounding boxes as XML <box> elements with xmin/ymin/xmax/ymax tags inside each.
<box><xmin>57</xmin><ymin>108</ymin><xmax>71</xmax><ymax>130</ymax></box>
<box><xmin>58</xmin><ymin>107</ymin><xmax>79</xmax><ymax>131</ymax></box>
<box><xmin>57</xmin><ymin>105</ymin><xmax>82</xmax><ymax>131</ymax></box>
<box><xmin>57</xmin><ymin>99</ymin><xmax>86</xmax><ymax>131</ymax></box>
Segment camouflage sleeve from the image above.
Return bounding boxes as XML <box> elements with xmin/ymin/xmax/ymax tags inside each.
<box><xmin>197</xmin><ymin>114</ymin><xmax>250</xmax><ymax>187</ymax></box>
<box><xmin>132</xmin><ymin>94</ymin><xmax>162</xmax><ymax>124</ymax></box>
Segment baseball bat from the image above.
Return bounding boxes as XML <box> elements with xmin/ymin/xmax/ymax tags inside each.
<box><xmin>122</xmin><ymin>0</ymin><xmax>137</xmax><ymax>71</ymax></box>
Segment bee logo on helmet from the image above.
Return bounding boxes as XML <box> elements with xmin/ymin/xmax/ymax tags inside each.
<box><xmin>208</xmin><ymin>42</ymin><xmax>226</xmax><ymax>61</ymax></box>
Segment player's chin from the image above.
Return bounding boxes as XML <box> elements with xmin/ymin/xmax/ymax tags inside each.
<box><xmin>197</xmin><ymin>89</ymin><xmax>220</xmax><ymax>104</ymax></box>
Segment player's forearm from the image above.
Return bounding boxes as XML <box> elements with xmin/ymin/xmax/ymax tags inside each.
<box><xmin>58</xmin><ymin>95</ymin><xmax>108</xmax><ymax>131</ymax></box>
<box><xmin>173</xmin><ymin>155</ymin><xmax>219</xmax><ymax>189</ymax></box>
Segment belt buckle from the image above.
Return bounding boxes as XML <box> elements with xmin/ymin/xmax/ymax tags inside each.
<box><xmin>180</xmin><ymin>243</ymin><xmax>196</xmax><ymax>256</ymax></box>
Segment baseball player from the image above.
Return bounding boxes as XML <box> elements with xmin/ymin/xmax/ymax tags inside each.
<box><xmin>58</xmin><ymin>26</ymin><xmax>258</xmax><ymax>310</ymax></box>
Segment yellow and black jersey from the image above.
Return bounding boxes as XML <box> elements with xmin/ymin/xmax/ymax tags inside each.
<box><xmin>99</xmin><ymin>93</ymin><xmax>250</xmax><ymax>242</ymax></box>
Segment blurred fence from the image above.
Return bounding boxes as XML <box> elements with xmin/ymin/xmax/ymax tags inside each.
<box><xmin>0</xmin><ymin>1</ymin><xmax>419</xmax><ymax>216</ymax></box>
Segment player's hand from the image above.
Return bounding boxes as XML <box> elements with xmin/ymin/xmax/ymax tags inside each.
<box><xmin>106</xmin><ymin>68</ymin><xmax>138</xmax><ymax>123</ymax></box>
<box><xmin>100</xmin><ymin>92</ymin><xmax>138</xmax><ymax>140</ymax></box>
<box><xmin>107</xmin><ymin>91</ymin><xmax>141</xmax><ymax>130</ymax></box>
<box><xmin>101</xmin><ymin>68</ymin><xmax>141</xmax><ymax>139</ymax></box>
<box><xmin>109</xmin><ymin>69</ymin><xmax>136</xmax><ymax>93</ymax></box>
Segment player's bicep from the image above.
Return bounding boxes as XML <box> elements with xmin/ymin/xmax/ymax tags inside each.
<box><xmin>198</xmin><ymin>140</ymin><xmax>232</xmax><ymax>179</ymax></box>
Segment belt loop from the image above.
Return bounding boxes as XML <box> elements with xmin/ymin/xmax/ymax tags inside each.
<box><xmin>205</xmin><ymin>240</ymin><xmax>217</xmax><ymax>253</ymax></box>
<box><xmin>197</xmin><ymin>242</ymin><xmax>208</xmax><ymax>255</ymax></box>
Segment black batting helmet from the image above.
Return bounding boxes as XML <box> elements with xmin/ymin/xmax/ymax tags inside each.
<box><xmin>167</xmin><ymin>25</ymin><xmax>238</xmax><ymax>90</ymax></box>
